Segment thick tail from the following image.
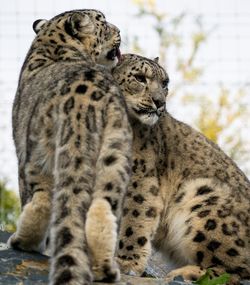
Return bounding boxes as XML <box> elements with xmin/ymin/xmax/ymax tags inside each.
<box><xmin>50</xmin><ymin>86</ymin><xmax>132</xmax><ymax>284</ymax></box>
<box><xmin>49</xmin><ymin>113</ymin><xmax>95</xmax><ymax>285</ymax></box>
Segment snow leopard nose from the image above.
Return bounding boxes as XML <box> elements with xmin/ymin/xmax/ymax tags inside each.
<box><xmin>153</xmin><ymin>99</ymin><xmax>165</xmax><ymax>109</ymax></box>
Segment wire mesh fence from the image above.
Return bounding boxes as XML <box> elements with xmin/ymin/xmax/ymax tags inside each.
<box><xmin>0</xmin><ymin>0</ymin><xmax>250</xmax><ymax>191</ymax></box>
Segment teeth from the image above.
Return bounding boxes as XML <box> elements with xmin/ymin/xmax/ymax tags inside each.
<box><xmin>133</xmin><ymin>108</ymin><xmax>160</xmax><ymax>116</ymax></box>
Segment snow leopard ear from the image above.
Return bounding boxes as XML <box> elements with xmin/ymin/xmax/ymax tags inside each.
<box><xmin>33</xmin><ymin>19</ymin><xmax>48</xmax><ymax>34</ymax></box>
<box><xmin>153</xmin><ymin>57</ymin><xmax>159</xmax><ymax>63</ymax></box>
<box><xmin>67</xmin><ymin>12</ymin><xmax>95</xmax><ymax>36</ymax></box>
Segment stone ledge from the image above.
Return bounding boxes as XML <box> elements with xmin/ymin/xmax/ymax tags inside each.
<box><xmin>1</xmin><ymin>231</ymin><xmax>249</xmax><ymax>285</ymax></box>
<box><xmin>0</xmin><ymin>231</ymin><xmax>177</xmax><ymax>285</ymax></box>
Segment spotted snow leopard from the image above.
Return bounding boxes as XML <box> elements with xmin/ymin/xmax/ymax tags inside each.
<box><xmin>111</xmin><ymin>54</ymin><xmax>250</xmax><ymax>284</ymax></box>
<box><xmin>8</xmin><ymin>10</ymin><xmax>132</xmax><ymax>285</ymax></box>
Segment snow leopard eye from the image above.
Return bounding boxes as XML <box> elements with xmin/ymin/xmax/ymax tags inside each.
<box><xmin>135</xmin><ymin>74</ymin><xmax>146</xmax><ymax>83</ymax></box>
<box><xmin>162</xmin><ymin>78</ymin><xmax>169</xmax><ymax>89</ymax></box>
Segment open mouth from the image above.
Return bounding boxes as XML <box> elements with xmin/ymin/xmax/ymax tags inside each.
<box><xmin>107</xmin><ymin>47</ymin><xmax>122</xmax><ymax>61</ymax></box>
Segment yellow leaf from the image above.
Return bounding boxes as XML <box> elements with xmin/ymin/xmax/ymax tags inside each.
<box><xmin>192</xmin><ymin>33</ymin><xmax>206</xmax><ymax>45</ymax></box>
<box><xmin>132</xmin><ymin>0</ymin><xmax>155</xmax><ymax>8</ymax></box>
<box><xmin>219</xmin><ymin>93</ymin><xmax>228</xmax><ymax>107</ymax></box>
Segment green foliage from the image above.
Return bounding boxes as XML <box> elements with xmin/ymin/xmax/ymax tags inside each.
<box><xmin>193</xmin><ymin>269</ymin><xmax>230</xmax><ymax>285</ymax></box>
<box><xmin>0</xmin><ymin>180</ymin><xmax>20</xmax><ymax>232</ymax></box>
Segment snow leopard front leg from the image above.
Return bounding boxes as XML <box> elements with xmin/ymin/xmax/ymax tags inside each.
<box><xmin>117</xmin><ymin>150</ymin><xmax>164</xmax><ymax>276</ymax></box>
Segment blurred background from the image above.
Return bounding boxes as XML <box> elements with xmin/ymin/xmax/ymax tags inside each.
<box><xmin>0</xmin><ymin>0</ymin><xmax>249</xmax><ymax>231</ymax></box>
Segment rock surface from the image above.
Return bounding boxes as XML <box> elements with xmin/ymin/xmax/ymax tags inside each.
<box><xmin>0</xmin><ymin>231</ymin><xmax>249</xmax><ymax>285</ymax></box>
<box><xmin>0</xmin><ymin>231</ymin><xmax>173</xmax><ymax>285</ymax></box>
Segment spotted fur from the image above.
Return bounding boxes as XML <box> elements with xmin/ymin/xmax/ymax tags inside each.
<box><xmin>8</xmin><ymin>10</ymin><xmax>132</xmax><ymax>285</ymax></box>
<box><xmin>112</xmin><ymin>54</ymin><xmax>250</xmax><ymax>284</ymax></box>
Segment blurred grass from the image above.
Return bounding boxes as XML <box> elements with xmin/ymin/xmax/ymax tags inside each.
<box><xmin>0</xmin><ymin>181</ymin><xmax>20</xmax><ymax>232</ymax></box>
